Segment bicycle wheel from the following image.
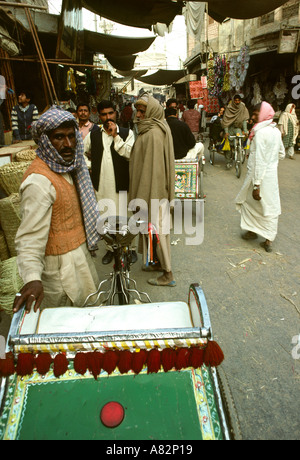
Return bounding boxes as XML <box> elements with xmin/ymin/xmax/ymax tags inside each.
<box><xmin>235</xmin><ymin>146</ymin><xmax>242</xmax><ymax>178</ymax></box>
<box><xmin>241</xmin><ymin>148</ymin><xmax>246</xmax><ymax>164</ymax></box>
<box><xmin>210</xmin><ymin>148</ymin><xmax>215</xmax><ymax>165</ymax></box>
<box><xmin>215</xmin><ymin>366</ymin><xmax>243</xmax><ymax>440</ymax></box>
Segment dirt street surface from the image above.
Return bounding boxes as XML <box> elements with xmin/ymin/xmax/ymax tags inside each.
<box><xmin>0</xmin><ymin>141</ymin><xmax>299</xmax><ymax>440</ymax></box>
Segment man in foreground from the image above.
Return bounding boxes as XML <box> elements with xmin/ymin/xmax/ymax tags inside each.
<box><xmin>13</xmin><ymin>107</ymin><xmax>100</xmax><ymax>313</ymax></box>
<box><xmin>235</xmin><ymin>102</ymin><xmax>285</xmax><ymax>253</ymax></box>
<box><xmin>129</xmin><ymin>93</ymin><xmax>176</xmax><ymax>287</ymax></box>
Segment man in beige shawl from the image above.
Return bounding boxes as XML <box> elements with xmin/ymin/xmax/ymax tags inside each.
<box><xmin>222</xmin><ymin>94</ymin><xmax>250</xmax><ymax>168</ymax></box>
<box><xmin>129</xmin><ymin>93</ymin><xmax>176</xmax><ymax>287</ymax></box>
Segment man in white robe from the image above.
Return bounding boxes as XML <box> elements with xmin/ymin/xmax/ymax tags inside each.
<box><xmin>84</xmin><ymin>100</ymin><xmax>136</xmax><ymax>265</ymax></box>
<box><xmin>235</xmin><ymin>102</ymin><xmax>285</xmax><ymax>252</ymax></box>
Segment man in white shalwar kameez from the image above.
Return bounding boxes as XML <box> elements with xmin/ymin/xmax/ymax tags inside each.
<box><xmin>235</xmin><ymin>102</ymin><xmax>285</xmax><ymax>253</ymax></box>
<box><xmin>84</xmin><ymin>100</ymin><xmax>136</xmax><ymax>265</ymax></box>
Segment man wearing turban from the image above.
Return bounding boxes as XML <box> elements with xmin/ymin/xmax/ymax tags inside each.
<box><xmin>13</xmin><ymin>107</ymin><xmax>100</xmax><ymax>313</ymax></box>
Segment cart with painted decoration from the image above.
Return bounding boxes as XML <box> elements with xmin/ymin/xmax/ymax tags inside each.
<box><xmin>0</xmin><ymin>284</ymin><xmax>241</xmax><ymax>441</ymax></box>
<box><xmin>175</xmin><ymin>156</ymin><xmax>205</xmax><ymax>201</ymax></box>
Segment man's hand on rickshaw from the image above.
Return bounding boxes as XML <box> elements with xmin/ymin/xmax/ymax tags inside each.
<box><xmin>252</xmin><ymin>187</ymin><xmax>261</xmax><ymax>201</ymax></box>
<box><xmin>224</xmin><ymin>133</ymin><xmax>229</xmax><ymax>139</ymax></box>
<box><xmin>13</xmin><ymin>280</ymin><xmax>44</xmax><ymax>314</ymax></box>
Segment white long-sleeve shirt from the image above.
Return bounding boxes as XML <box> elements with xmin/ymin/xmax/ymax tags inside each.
<box><xmin>15</xmin><ymin>173</ymin><xmax>99</xmax><ymax>308</ymax></box>
<box><xmin>84</xmin><ymin>126</ymin><xmax>134</xmax><ymax>215</ymax></box>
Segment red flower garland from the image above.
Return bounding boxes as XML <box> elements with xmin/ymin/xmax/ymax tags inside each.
<box><xmin>0</xmin><ymin>342</ymin><xmax>224</xmax><ymax>379</ymax></box>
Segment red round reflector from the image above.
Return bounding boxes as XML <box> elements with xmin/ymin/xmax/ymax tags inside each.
<box><xmin>100</xmin><ymin>402</ymin><xmax>125</xmax><ymax>428</ymax></box>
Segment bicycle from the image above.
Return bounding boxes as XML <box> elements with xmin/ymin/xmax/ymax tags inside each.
<box><xmin>209</xmin><ymin>139</ymin><xmax>222</xmax><ymax>166</ymax></box>
<box><xmin>83</xmin><ymin>216</ymin><xmax>151</xmax><ymax>307</ymax></box>
<box><xmin>228</xmin><ymin>134</ymin><xmax>246</xmax><ymax>179</ymax></box>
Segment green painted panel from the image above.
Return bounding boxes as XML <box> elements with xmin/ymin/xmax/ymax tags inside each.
<box><xmin>18</xmin><ymin>372</ymin><xmax>202</xmax><ymax>440</ymax></box>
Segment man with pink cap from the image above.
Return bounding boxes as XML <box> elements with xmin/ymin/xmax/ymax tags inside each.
<box><xmin>235</xmin><ymin>102</ymin><xmax>285</xmax><ymax>253</ymax></box>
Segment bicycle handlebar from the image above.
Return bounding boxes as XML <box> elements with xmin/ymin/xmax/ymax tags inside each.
<box><xmin>228</xmin><ymin>134</ymin><xmax>246</xmax><ymax>140</ymax></box>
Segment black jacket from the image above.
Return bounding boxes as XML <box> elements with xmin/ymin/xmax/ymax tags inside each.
<box><xmin>166</xmin><ymin>116</ymin><xmax>196</xmax><ymax>159</ymax></box>
<box><xmin>90</xmin><ymin>127</ymin><xmax>130</xmax><ymax>193</ymax></box>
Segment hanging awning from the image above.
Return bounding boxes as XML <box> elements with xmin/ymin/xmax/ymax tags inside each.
<box><xmin>106</xmin><ymin>55</ymin><xmax>137</xmax><ymax>72</ymax></box>
<box><xmin>192</xmin><ymin>0</ymin><xmax>289</xmax><ymax>23</ymax></box>
<box><xmin>84</xmin><ymin>30</ymin><xmax>156</xmax><ymax>56</ymax></box>
<box><xmin>136</xmin><ymin>69</ymin><xmax>186</xmax><ymax>86</ymax></box>
<box><xmin>82</xmin><ymin>0</ymin><xmax>183</xmax><ymax>29</ymax></box>
<box><xmin>115</xmin><ymin>70</ymin><xmax>148</xmax><ymax>79</ymax></box>
<box><xmin>83</xmin><ymin>0</ymin><xmax>289</xmax><ymax>29</ymax></box>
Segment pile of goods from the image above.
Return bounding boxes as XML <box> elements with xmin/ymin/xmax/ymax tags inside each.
<box><xmin>0</xmin><ymin>147</ymin><xmax>36</xmax><ymax>316</ymax></box>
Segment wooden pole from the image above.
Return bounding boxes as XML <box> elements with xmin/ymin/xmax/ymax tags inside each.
<box><xmin>0</xmin><ymin>56</ymin><xmax>103</xmax><ymax>69</ymax></box>
<box><xmin>23</xmin><ymin>6</ymin><xmax>59</xmax><ymax>104</ymax></box>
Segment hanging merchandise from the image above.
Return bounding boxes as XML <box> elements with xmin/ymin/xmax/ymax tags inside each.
<box><xmin>189</xmin><ymin>81</ymin><xmax>203</xmax><ymax>99</ymax></box>
<box><xmin>207</xmin><ymin>54</ymin><xmax>229</xmax><ymax>97</ymax></box>
<box><xmin>208</xmin><ymin>54</ymin><xmax>222</xmax><ymax>97</ymax></box>
<box><xmin>66</xmin><ymin>68</ymin><xmax>77</xmax><ymax>94</ymax></box>
<box><xmin>207</xmin><ymin>54</ymin><xmax>215</xmax><ymax>95</ymax></box>
<box><xmin>273</xmin><ymin>75</ymin><xmax>288</xmax><ymax>105</ymax></box>
<box><xmin>229</xmin><ymin>46</ymin><xmax>250</xmax><ymax>93</ymax></box>
<box><xmin>85</xmin><ymin>69</ymin><xmax>97</xmax><ymax>95</ymax></box>
<box><xmin>222</xmin><ymin>57</ymin><xmax>231</xmax><ymax>93</ymax></box>
<box><xmin>212</xmin><ymin>55</ymin><xmax>224</xmax><ymax>97</ymax></box>
<box><xmin>251</xmin><ymin>81</ymin><xmax>262</xmax><ymax>106</ymax></box>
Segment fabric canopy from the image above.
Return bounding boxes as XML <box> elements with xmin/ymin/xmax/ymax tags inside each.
<box><xmin>82</xmin><ymin>0</ymin><xmax>183</xmax><ymax>29</ymax></box>
<box><xmin>106</xmin><ymin>55</ymin><xmax>137</xmax><ymax>72</ymax></box>
<box><xmin>84</xmin><ymin>30</ymin><xmax>156</xmax><ymax>56</ymax></box>
<box><xmin>83</xmin><ymin>0</ymin><xmax>289</xmax><ymax>29</ymax></box>
<box><xmin>115</xmin><ymin>70</ymin><xmax>148</xmax><ymax>79</ymax></box>
<box><xmin>192</xmin><ymin>0</ymin><xmax>289</xmax><ymax>22</ymax></box>
<box><xmin>136</xmin><ymin>69</ymin><xmax>186</xmax><ymax>86</ymax></box>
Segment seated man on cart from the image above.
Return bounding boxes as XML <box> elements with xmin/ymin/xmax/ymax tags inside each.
<box><xmin>166</xmin><ymin>107</ymin><xmax>204</xmax><ymax>160</ymax></box>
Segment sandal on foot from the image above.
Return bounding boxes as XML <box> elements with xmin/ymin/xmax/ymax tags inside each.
<box><xmin>260</xmin><ymin>241</ymin><xmax>272</xmax><ymax>253</ymax></box>
<box><xmin>242</xmin><ymin>231</ymin><xmax>258</xmax><ymax>240</ymax></box>
<box><xmin>147</xmin><ymin>278</ymin><xmax>176</xmax><ymax>287</ymax></box>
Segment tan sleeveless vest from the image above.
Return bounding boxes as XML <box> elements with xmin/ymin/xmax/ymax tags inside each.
<box><xmin>22</xmin><ymin>157</ymin><xmax>86</xmax><ymax>256</ymax></box>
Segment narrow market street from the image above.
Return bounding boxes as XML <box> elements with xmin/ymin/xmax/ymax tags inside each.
<box><xmin>91</xmin><ymin>140</ymin><xmax>300</xmax><ymax>440</ymax></box>
<box><xmin>0</xmin><ymin>136</ymin><xmax>299</xmax><ymax>441</ymax></box>
<box><xmin>0</xmin><ymin>0</ymin><xmax>299</xmax><ymax>443</ymax></box>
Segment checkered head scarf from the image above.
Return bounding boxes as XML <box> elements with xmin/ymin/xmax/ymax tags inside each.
<box><xmin>31</xmin><ymin>106</ymin><xmax>100</xmax><ymax>251</ymax></box>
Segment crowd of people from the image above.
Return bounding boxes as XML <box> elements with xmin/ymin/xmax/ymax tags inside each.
<box><xmin>5</xmin><ymin>88</ymin><xmax>298</xmax><ymax>314</ymax></box>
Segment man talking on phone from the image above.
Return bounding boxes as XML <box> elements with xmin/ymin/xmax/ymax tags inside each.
<box><xmin>84</xmin><ymin>100</ymin><xmax>136</xmax><ymax>265</ymax></box>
